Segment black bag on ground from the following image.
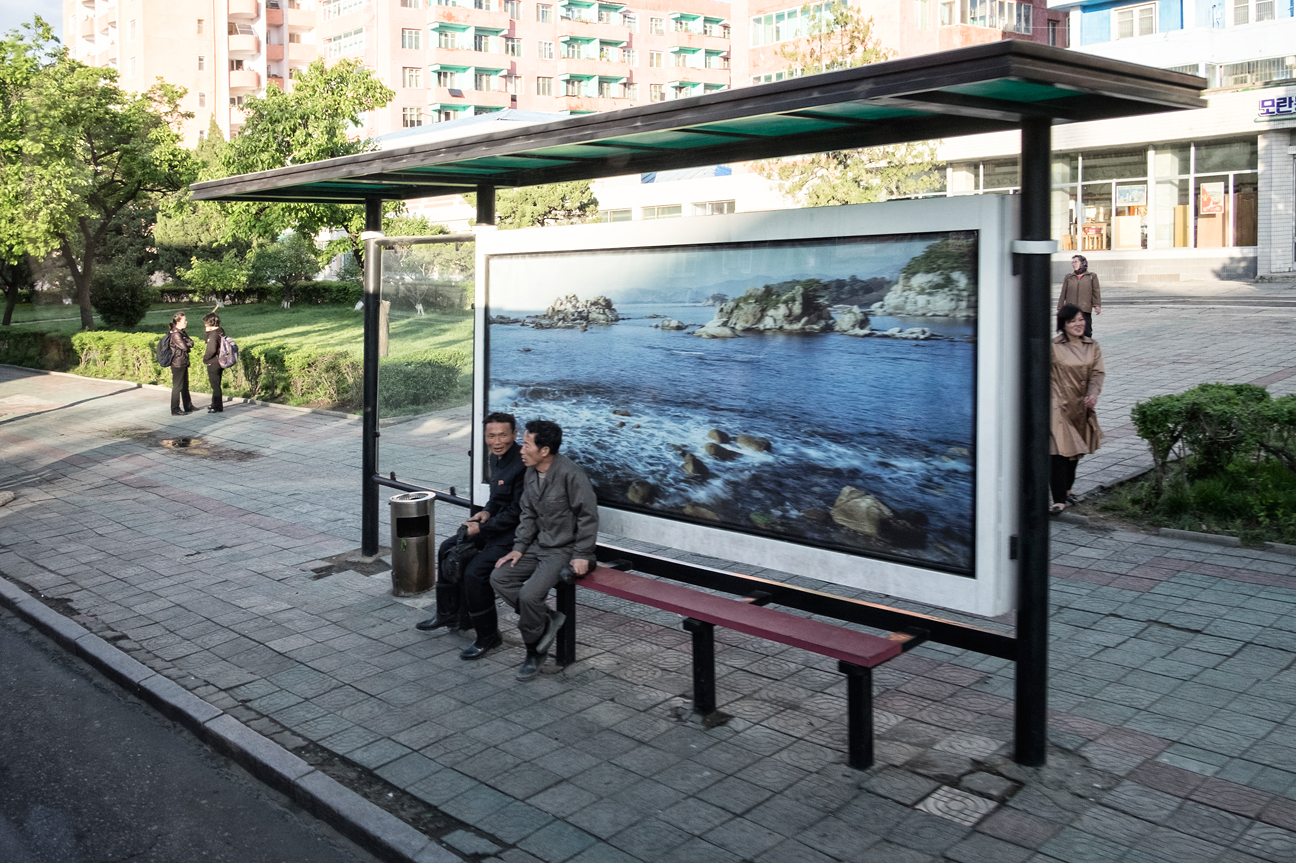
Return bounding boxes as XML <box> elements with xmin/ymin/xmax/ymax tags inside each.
<box><xmin>438</xmin><ymin>524</ymin><xmax>479</xmax><ymax>587</ymax></box>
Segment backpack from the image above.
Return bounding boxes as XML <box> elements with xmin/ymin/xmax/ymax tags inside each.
<box><xmin>437</xmin><ymin>524</ymin><xmax>479</xmax><ymax>587</ymax></box>
<box><xmin>156</xmin><ymin>333</ymin><xmax>173</xmax><ymax>367</ymax></box>
<box><xmin>218</xmin><ymin>334</ymin><xmax>239</xmax><ymax>369</ymax></box>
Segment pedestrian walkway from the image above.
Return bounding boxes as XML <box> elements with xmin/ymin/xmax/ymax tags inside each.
<box><xmin>1</xmin><ymin>297</ymin><xmax>1295</xmax><ymax>863</ymax></box>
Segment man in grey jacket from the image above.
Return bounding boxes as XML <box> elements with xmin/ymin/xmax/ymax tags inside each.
<box><xmin>493</xmin><ymin>420</ymin><xmax>598</xmax><ymax>681</ymax></box>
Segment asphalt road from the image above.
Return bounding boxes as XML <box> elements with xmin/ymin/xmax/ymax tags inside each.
<box><xmin>0</xmin><ymin>606</ymin><xmax>379</xmax><ymax>863</ymax></box>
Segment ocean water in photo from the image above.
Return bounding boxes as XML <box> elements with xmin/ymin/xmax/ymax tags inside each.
<box><xmin>488</xmin><ymin>302</ymin><xmax>976</xmax><ymax>572</ymax></box>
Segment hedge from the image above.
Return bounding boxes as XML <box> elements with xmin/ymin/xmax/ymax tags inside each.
<box><xmin>1</xmin><ymin>329</ymin><xmax>466</xmax><ymax>414</ymax></box>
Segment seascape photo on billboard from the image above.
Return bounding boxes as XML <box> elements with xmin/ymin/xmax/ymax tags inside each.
<box><xmin>486</xmin><ymin>230</ymin><xmax>979</xmax><ymax>575</ymax></box>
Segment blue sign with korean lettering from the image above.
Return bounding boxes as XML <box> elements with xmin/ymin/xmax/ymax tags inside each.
<box><xmin>1259</xmin><ymin>96</ymin><xmax>1296</xmax><ymax>119</ymax></box>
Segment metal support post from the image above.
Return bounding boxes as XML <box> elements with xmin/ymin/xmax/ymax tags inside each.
<box><xmin>839</xmin><ymin>661</ymin><xmax>873</xmax><ymax>770</ymax></box>
<box><xmin>361</xmin><ymin>197</ymin><xmax>384</xmax><ymax>558</ymax></box>
<box><xmin>555</xmin><ymin>582</ymin><xmax>576</xmax><ymax>666</ymax></box>
<box><xmin>682</xmin><ymin>618</ymin><xmax>716</xmax><ymax>715</ymax></box>
<box><xmin>476</xmin><ymin>184</ymin><xmax>496</xmax><ymax>227</ymax></box>
<box><xmin>1015</xmin><ymin>118</ymin><xmax>1053</xmax><ymax>767</ymax></box>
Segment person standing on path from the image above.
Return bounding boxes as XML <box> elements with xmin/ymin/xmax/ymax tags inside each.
<box><xmin>1050</xmin><ymin>303</ymin><xmax>1105</xmax><ymax>514</ymax></box>
<box><xmin>168</xmin><ymin>313</ymin><xmax>195</xmax><ymax>416</ymax></box>
<box><xmin>201</xmin><ymin>313</ymin><xmax>226</xmax><ymax>414</ymax></box>
<box><xmin>493</xmin><ymin>420</ymin><xmax>598</xmax><ymax>681</ymax></box>
<box><xmin>1058</xmin><ymin>254</ymin><xmax>1101</xmax><ymax>338</ymax></box>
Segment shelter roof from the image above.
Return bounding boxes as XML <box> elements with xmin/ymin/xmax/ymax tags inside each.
<box><xmin>190</xmin><ymin>41</ymin><xmax>1205</xmax><ymax>205</ymax></box>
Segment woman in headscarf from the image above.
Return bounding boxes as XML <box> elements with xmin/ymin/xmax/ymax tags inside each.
<box><xmin>1058</xmin><ymin>254</ymin><xmax>1101</xmax><ymax>338</ymax></box>
<box><xmin>1050</xmin><ymin>304</ymin><xmax>1104</xmax><ymax>514</ymax></box>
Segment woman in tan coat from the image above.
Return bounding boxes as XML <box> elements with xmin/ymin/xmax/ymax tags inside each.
<box><xmin>1058</xmin><ymin>255</ymin><xmax>1101</xmax><ymax>338</ymax></box>
<box><xmin>1050</xmin><ymin>303</ymin><xmax>1104</xmax><ymax>514</ymax></box>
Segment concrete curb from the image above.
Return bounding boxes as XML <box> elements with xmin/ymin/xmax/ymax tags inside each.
<box><xmin>1158</xmin><ymin>527</ymin><xmax>1242</xmax><ymax>547</ymax></box>
<box><xmin>0</xmin><ymin>573</ymin><xmax>460</xmax><ymax>863</ymax></box>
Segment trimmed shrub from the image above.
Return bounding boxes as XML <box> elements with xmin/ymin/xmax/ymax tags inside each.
<box><xmin>378</xmin><ymin>348</ymin><xmax>467</xmax><ymax>414</ymax></box>
<box><xmin>0</xmin><ymin>331</ymin><xmax>73</xmax><ymax>370</ymax></box>
<box><xmin>296</xmin><ymin>280</ymin><xmax>362</xmax><ymax>307</ymax></box>
<box><xmin>90</xmin><ymin>261</ymin><xmax>155</xmax><ymax>330</ymax></box>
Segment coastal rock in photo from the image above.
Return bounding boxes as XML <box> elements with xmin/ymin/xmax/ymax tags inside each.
<box><xmin>870</xmin><ymin>237</ymin><xmax>977</xmax><ymax>318</ymax></box>
<box><xmin>627</xmin><ymin>480</ymin><xmax>658</xmax><ymax>505</ymax></box>
<box><xmin>682</xmin><ymin>453</ymin><xmax>711</xmax><ymax>478</ymax></box>
<box><xmin>705</xmin><ymin>442</ymin><xmax>740</xmax><ymax>462</ymax></box>
<box><xmin>684</xmin><ymin>504</ymin><xmax>720</xmax><ymax>520</ymax></box>
<box><xmin>612</xmin><ymin>409</ymin><xmax>632</xmax><ymax>416</ymax></box>
<box><xmin>707</xmin><ymin>281</ymin><xmax>836</xmax><ymax>334</ymax></box>
<box><xmin>802</xmin><ymin>508</ymin><xmax>830</xmax><ymax>524</ymax></box>
<box><xmin>879</xmin><ymin>509</ymin><xmax>929</xmax><ymax>549</ymax></box>
<box><xmin>736</xmin><ymin>434</ymin><xmax>772</xmax><ymax>453</ymax></box>
<box><xmin>656</xmin><ymin>318</ymin><xmax>688</xmax><ymax>330</ymax></box>
<box><xmin>535</xmin><ymin>294</ymin><xmax>620</xmax><ymax>328</ymax></box>
<box><xmin>707</xmin><ymin>429</ymin><xmax>731</xmax><ymax>444</ymax></box>
<box><xmin>489</xmin><ymin>314</ymin><xmax>523</xmax><ymax>325</ymax></box>
<box><xmin>830</xmin><ymin>486</ymin><xmax>894</xmax><ymax>537</ymax></box>
<box><xmin>834</xmin><ymin>306</ymin><xmax>873</xmax><ymax>337</ymax></box>
<box><xmin>694</xmin><ymin>324</ymin><xmax>740</xmax><ymax>339</ymax></box>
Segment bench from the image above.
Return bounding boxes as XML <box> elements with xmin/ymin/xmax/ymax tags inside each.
<box><xmin>554</xmin><ymin>565</ymin><xmax>926</xmax><ymax>769</ymax></box>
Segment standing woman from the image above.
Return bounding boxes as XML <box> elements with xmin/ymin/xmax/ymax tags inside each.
<box><xmin>202</xmin><ymin>312</ymin><xmax>226</xmax><ymax>413</ymax></box>
<box><xmin>1058</xmin><ymin>254</ymin><xmax>1101</xmax><ymax>338</ymax></box>
<box><xmin>1050</xmin><ymin>303</ymin><xmax>1104</xmax><ymax>514</ymax></box>
<box><xmin>168</xmin><ymin>312</ymin><xmax>195</xmax><ymax>416</ymax></box>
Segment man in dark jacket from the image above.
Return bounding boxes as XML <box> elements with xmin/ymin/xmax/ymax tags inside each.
<box><xmin>493</xmin><ymin>420</ymin><xmax>598</xmax><ymax>681</ymax></box>
<box><xmin>201</xmin><ymin>312</ymin><xmax>226</xmax><ymax>413</ymax></box>
<box><xmin>416</xmin><ymin>412</ymin><xmax>525</xmax><ymax>661</ymax></box>
<box><xmin>168</xmin><ymin>312</ymin><xmax>195</xmax><ymax>416</ymax></box>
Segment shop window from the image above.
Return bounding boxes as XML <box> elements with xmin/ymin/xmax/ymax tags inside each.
<box><xmin>982</xmin><ymin>158</ymin><xmax>1019</xmax><ymax>190</ymax></box>
<box><xmin>1114</xmin><ymin>3</ymin><xmax>1155</xmax><ymax>39</ymax></box>
<box><xmin>1195</xmin><ymin>139</ymin><xmax>1258</xmax><ymax>173</ymax></box>
<box><xmin>1078</xmin><ymin>149</ymin><xmax>1146</xmax><ymax>182</ymax></box>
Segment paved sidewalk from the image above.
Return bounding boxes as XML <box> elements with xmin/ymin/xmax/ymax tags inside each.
<box><xmin>1</xmin><ymin>297</ymin><xmax>1295</xmax><ymax>863</ymax></box>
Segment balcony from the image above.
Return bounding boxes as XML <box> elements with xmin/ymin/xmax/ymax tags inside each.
<box><xmin>95</xmin><ymin>49</ymin><xmax>114</xmax><ymax>66</ymax></box>
<box><xmin>286</xmin><ymin>8</ymin><xmax>316</xmax><ymax>27</ymax></box>
<box><xmin>665</xmin><ymin>64</ymin><xmax>728</xmax><ymax>86</ymax></box>
<box><xmin>556</xmin><ymin>94</ymin><xmax>628</xmax><ymax>112</ymax></box>
<box><xmin>559</xmin><ymin>57</ymin><xmax>630</xmax><ymax>78</ymax></box>
<box><xmin>267</xmin><ymin>75</ymin><xmax>285</xmax><ymax>90</ymax></box>
<box><xmin>79</xmin><ymin>16</ymin><xmax>95</xmax><ymax>37</ymax></box>
<box><xmin>557</xmin><ymin>17</ymin><xmax>631</xmax><ymax>42</ymax></box>
<box><xmin>96</xmin><ymin>13</ymin><xmax>115</xmax><ymax>34</ymax></box>
<box><xmin>229</xmin><ymin>34</ymin><xmax>261</xmax><ymax>54</ymax></box>
<box><xmin>230</xmin><ymin>107</ymin><xmax>248</xmax><ymax>127</ymax></box>
<box><xmin>266</xmin><ymin>8</ymin><xmax>283</xmax><ymax>25</ymax></box>
<box><xmin>228</xmin><ymin>0</ymin><xmax>259</xmax><ymax>19</ymax></box>
<box><xmin>287</xmin><ymin>42</ymin><xmax>317</xmax><ymax>61</ymax></box>
<box><xmin>430</xmin><ymin>4</ymin><xmax>510</xmax><ymax>31</ymax></box>
<box><xmin>430</xmin><ymin>46</ymin><xmax>499</xmax><ymax>68</ymax></box>
<box><xmin>267</xmin><ymin>44</ymin><xmax>284</xmax><ymax>60</ymax></box>
<box><xmin>229</xmin><ymin>69</ymin><xmax>261</xmax><ymax>89</ymax></box>
<box><xmin>668</xmin><ymin>30</ymin><xmax>728</xmax><ymax>52</ymax></box>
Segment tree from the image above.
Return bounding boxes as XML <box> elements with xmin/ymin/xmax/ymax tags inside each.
<box><xmin>758</xmin><ymin>4</ymin><xmax>943</xmax><ymax>207</ymax></box>
<box><xmin>4</xmin><ymin>23</ymin><xmax>198</xmax><ymax>329</ymax></box>
<box><xmin>179</xmin><ymin>252</ymin><xmax>250</xmax><ymax>303</ymax></box>
<box><xmin>89</xmin><ymin>258</ymin><xmax>154</xmax><ymax>330</ymax></box>
<box><xmin>248</xmin><ymin>232</ymin><xmax>322</xmax><ymax>308</ymax></box>
<box><xmin>154</xmin><ymin>118</ymin><xmax>249</xmax><ymax>279</ymax></box>
<box><xmin>466</xmin><ymin>182</ymin><xmax>599</xmax><ymax>229</ymax></box>
<box><xmin>0</xmin><ymin>255</ymin><xmax>31</xmax><ymax>326</ymax></box>
<box><xmin>216</xmin><ymin>59</ymin><xmax>394</xmax><ymax>265</ymax></box>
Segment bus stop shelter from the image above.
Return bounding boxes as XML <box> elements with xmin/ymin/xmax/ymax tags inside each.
<box><xmin>190</xmin><ymin>40</ymin><xmax>1206</xmax><ymax>766</ymax></box>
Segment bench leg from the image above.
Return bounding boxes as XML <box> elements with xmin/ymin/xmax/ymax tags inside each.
<box><xmin>555</xmin><ymin>582</ymin><xmax>576</xmax><ymax>667</ymax></box>
<box><xmin>682</xmin><ymin>618</ymin><xmax>715</xmax><ymax>715</ymax></box>
<box><xmin>839</xmin><ymin>661</ymin><xmax>873</xmax><ymax>770</ymax></box>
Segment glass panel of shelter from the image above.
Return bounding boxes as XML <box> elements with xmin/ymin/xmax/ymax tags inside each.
<box><xmin>376</xmin><ymin>239</ymin><xmax>475</xmax><ymax>500</ymax></box>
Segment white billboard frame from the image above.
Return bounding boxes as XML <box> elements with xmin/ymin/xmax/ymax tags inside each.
<box><xmin>474</xmin><ymin>195</ymin><xmax>1019</xmax><ymax>617</ymax></box>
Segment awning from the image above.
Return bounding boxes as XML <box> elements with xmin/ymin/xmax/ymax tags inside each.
<box><xmin>190</xmin><ymin>41</ymin><xmax>1205</xmax><ymax>205</ymax></box>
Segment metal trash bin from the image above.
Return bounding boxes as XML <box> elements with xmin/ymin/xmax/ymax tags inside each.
<box><xmin>389</xmin><ymin>491</ymin><xmax>435</xmax><ymax>596</ymax></box>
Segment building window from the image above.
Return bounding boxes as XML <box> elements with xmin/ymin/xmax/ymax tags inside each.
<box><xmin>401</xmin><ymin>0</ymin><xmax>421</xmax><ymax>7</ymax></box>
<box><xmin>1256</xmin><ymin>0</ymin><xmax>1276</xmax><ymax>19</ymax></box>
<box><xmin>503</xmin><ymin>74</ymin><xmax>519</xmax><ymax>93</ymax></box>
<box><xmin>649</xmin><ymin>51</ymin><xmax>662</xmax><ymax>68</ymax></box>
<box><xmin>624</xmin><ymin>13</ymin><xmax>638</xmax><ymax>31</ymax></box>
<box><xmin>505</xmin><ymin>37</ymin><xmax>521</xmax><ymax>56</ymax></box>
<box><xmin>474</xmin><ymin>72</ymin><xmax>493</xmax><ymax>90</ymax></box>
<box><xmin>323</xmin><ymin>0</ymin><xmax>364</xmax><ymax>19</ymax></box>
<box><xmin>474</xmin><ymin>33</ymin><xmax>490</xmax><ymax>51</ymax></box>
<box><xmin>197</xmin><ymin>18</ymin><xmax>204</xmax><ymax>34</ymax></box>
<box><xmin>229</xmin><ymin>95</ymin><xmax>246</xmax><ymax>107</ymax></box>
<box><xmin>230</xmin><ymin>59</ymin><xmax>245</xmax><ymax>71</ymax></box>
<box><xmin>538</xmin><ymin>3</ymin><xmax>552</xmax><ymax>22</ymax></box>
<box><xmin>436</xmin><ymin>110</ymin><xmax>456</xmax><ymax>122</ymax></box>
<box><xmin>642</xmin><ymin>205</ymin><xmax>681</xmax><ymax>219</ymax></box>
<box><xmin>402</xmin><ymin>28</ymin><xmax>422</xmax><ymax>49</ymax></box>
<box><xmin>622</xmin><ymin>48</ymin><xmax>637</xmax><ymax>64</ymax></box>
<box><xmin>327</xmin><ymin>28</ymin><xmax>365</xmax><ymax>57</ymax></box>
<box><xmin>649</xmin><ymin>17</ymin><xmax>664</xmax><ymax>34</ymax></box>
<box><xmin>599</xmin><ymin>209</ymin><xmax>631</xmax><ymax>222</ymax></box>
<box><xmin>437</xmin><ymin>69</ymin><xmax>456</xmax><ymax>87</ymax></box>
<box><xmin>538</xmin><ymin>40</ymin><xmax>554</xmax><ymax>59</ymax></box>
<box><xmin>598</xmin><ymin>79</ymin><xmax>615</xmax><ymax>97</ymax></box>
<box><xmin>474</xmin><ymin>0</ymin><xmax>492</xmax><ymax>8</ymax></box>
<box><xmin>289</xmin><ymin>31</ymin><xmax>302</xmax><ymax>43</ymax></box>
<box><xmin>1114</xmin><ymin>3</ymin><xmax>1155</xmax><ymax>38</ymax></box>
<box><xmin>402</xmin><ymin>107</ymin><xmax>423</xmax><ymax>127</ymax></box>
<box><xmin>198</xmin><ymin>55</ymin><xmax>206</xmax><ymax>70</ymax></box>
<box><xmin>403</xmin><ymin>66</ymin><xmax>422</xmax><ymax>87</ymax></box>
<box><xmin>565</xmin><ymin>78</ymin><xmax>581</xmax><ymax>96</ymax></box>
<box><xmin>536</xmin><ymin>76</ymin><xmax>553</xmax><ymax>95</ymax></box>
<box><xmin>1047</xmin><ymin>19</ymin><xmax>1059</xmax><ymax>46</ymax></box>
<box><xmin>563</xmin><ymin>41</ymin><xmax>579</xmax><ymax>59</ymax></box>
<box><xmin>624</xmin><ymin>82</ymin><xmax>637</xmax><ymax>99</ymax></box>
<box><xmin>649</xmin><ymin>83</ymin><xmax>663</xmax><ymax>101</ymax></box>
<box><xmin>692</xmin><ymin>200</ymin><xmax>735</xmax><ymax>216</ymax></box>
<box><xmin>1233</xmin><ymin>0</ymin><xmax>1276</xmax><ymax>22</ymax></box>
<box><xmin>505</xmin><ymin>0</ymin><xmax>521</xmax><ymax>17</ymax></box>
<box><xmin>198</xmin><ymin>92</ymin><xmax>206</xmax><ymax>107</ymax></box>
<box><xmin>439</xmin><ymin>30</ymin><xmax>458</xmax><ymax>48</ymax></box>
<box><xmin>128</xmin><ymin>19</ymin><xmax>136</xmax><ymax>40</ymax></box>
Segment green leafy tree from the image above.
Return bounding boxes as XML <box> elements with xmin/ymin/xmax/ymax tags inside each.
<box><xmin>248</xmin><ymin>232</ymin><xmax>323</xmax><ymax>308</ymax></box>
<box><xmin>154</xmin><ymin>118</ymin><xmax>249</xmax><ymax>279</ymax></box>
<box><xmin>216</xmin><ymin>59</ymin><xmax>394</xmax><ymax>264</ymax></box>
<box><xmin>0</xmin><ymin>255</ymin><xmax>32</xmax><ymax>325</ymax></box>
<box><xmin>466</xmin><ymin>182</ymin><xmax>598</xmax><ymax>229</ymax></box>
<box><xmin>759</xmin><ymin>4</ymin><xmax>942</xmax><ymax>207</ymax></box>
<box><xmin>180</xmin><ymin>251</ymin><xmax>250</xmax><ymax>302</ymax></box>
<box><xmin>4</xmin><ymin>36</ymin><xmax>197</xmax><ymax>328</ymax></box>
<box><xmin>89</xmin><ymin>258</ymin><xmax>154</xmax><ymax>330</ymax></box>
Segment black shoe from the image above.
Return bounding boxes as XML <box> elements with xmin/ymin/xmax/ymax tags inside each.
<box><xmin>534</xmin><ymin>610</ymin><xmax>566</xmax><ymax>655</ymax></box>
<box><xmin>182</xmin><ymin>408</ymin><xmax>195</xmax><ymax>414</ymax></box>
<box><xmin>415</xmin><ymin>612</ymin><xmax>459</xmax><ymax>632</ymax></box>
<box><xmin>517</xmin><ymin>650</ymin><xmax>546</xmax><ymax>681</ymax></box>
<box><xmin>171</xmin><ymin>410</ymin><xmax>184</xmax><ymax>416</ymax></box>
<box><xmin>207</xmin><ymin>407</ymin><xmax>222</xmax><ymax>413</ymax></box>
<box><xmin>460</xmin><ymin>632</ymin><xmax>502</xmax><ymax>660</ymax></box>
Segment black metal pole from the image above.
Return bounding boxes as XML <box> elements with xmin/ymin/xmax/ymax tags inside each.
<box><xmin>476</xmin><ymin>184</ymin><xmax>496</xmax><ymax>226</ymax></box>
<box><xmin>1015</xmin><ymin>119</ymin><xmax>1052</xmax><ymax>767</ymax></box>
<box><xmin>361</xmin><ymin>197</ymin><xmax>384</xmax><ymax>558</ymax></box>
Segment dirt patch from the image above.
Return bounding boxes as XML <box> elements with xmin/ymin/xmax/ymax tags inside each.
<box><xmin>109</xmin><ymin>428</ymin><xmax>260</xmax><ymax>462</ymax></box>
<box><xmin>305</xmin><ymin>547</ymin><xmax>394</xmax><ymax>579</ymax></box>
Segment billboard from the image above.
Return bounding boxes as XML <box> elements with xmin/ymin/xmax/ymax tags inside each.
<box><xmin>475</xmin><ymin>197</ymin><xmax>1017</xmax><ymax>616</ymax></box>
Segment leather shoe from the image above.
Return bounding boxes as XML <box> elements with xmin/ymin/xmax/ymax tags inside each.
<box><xmin>415</xmin><ymin>612</ymin><xmax>458</xmax><ymax>632</ymax></box>
<box><xmin>534</xmin><ymin>610</ymin><xmax>566</xmax><ymax>655</ymax></box>
<box><xmin>460</xmin><ymin>632</ymin><xmax>502</xmax><ymax>660</ymax></box>
<box><xmin>516</xmin><ymin>651</ymin><xmax>545</xmax><ymax>681</ymax></box>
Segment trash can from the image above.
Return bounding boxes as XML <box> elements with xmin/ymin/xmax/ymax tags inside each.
<box><xmin>389</xmin><ymin>491</ymin><xmax>435</xmax><ymax>596</ymax></box>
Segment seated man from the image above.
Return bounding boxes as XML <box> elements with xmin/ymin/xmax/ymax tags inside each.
<box><xmin>493</xmin><ymin>420</ymin><xmax>598</xmax><ymax>681</ymax></box>
<box><xmin>416</xmin><ymin>412</ymin><xmax>524</xmax><ymax>661</ymax></box>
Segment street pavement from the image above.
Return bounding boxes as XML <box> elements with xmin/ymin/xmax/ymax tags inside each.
<box><xmin>0</xmin><ymin>605</ymin><xmax>380</xmax><ymax>863</ymax></box>
<box><xmin>1</xmin><ymin>293</ymin><xmax>1295</xmax><ymax>863</ymax></box>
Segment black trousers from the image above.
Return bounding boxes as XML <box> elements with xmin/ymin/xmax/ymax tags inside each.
<box><xmin>207</xmin><ymin>364</ymin><xmax>223</xmax><ymax>411</ymax></box>
<box><xmin>170</xmin><ymin>367</ymin><xmax>193</xmax><ymax>413</ymax></box>
<box><xmin>437</xmin><ymin>534</ymin><xmax>510</xmax><ymax>637</ymax></box>
<box><xmin>1080</xmin><ymin>311</ymin><xmax>1093</xmax><ymax>338</ymax></box>
<box><xmin>1050</xmin><ymin>455</ymin><xmax>1079</xmax><ymax>505</ymax></box>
